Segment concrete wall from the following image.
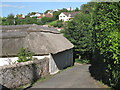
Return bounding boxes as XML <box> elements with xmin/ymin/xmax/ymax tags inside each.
<box><xmin>49</xmin><ymin>49</ymin><xmax>73</xmax><ymax>74</ymax></box>
<box><xmin>0</xmin><ymin>57</ymin><xmax>49</xmax><ymax>89</ymax></box>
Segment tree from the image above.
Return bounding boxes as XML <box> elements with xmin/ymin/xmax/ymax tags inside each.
<box><xmin>53</xmin><ymin>11</ymin><xmax>61</xmax><ymax>20</ymax></box>
<box><xmin>6</xmin><ymin>13</ymin><xmax>15</xmax><ymax>25</ymax></box>
<box><xmin>24</xmin><ymin>17</ymin><xmax>38</xmax><ymax>24</ymax></box>
<box><xmin>62</xmin><ymin>13</ymin><xmax>93</xmax><ymax>60</ymax></box>
<box><xmin>2</xmin><ymin>17</ymin><xmax>7</xmax><ymax>25</ymax></box>
<box><xmin>0</xmin><ymin>17</ymin><xmax>2</xmax><ymax>25</ymax></box>
<box><xmin>40</xmin><ymin>17</ymin><xmax>53</xmax><ymax>24</ymax></box>
<box><xmin>44</xmin><ymin>10</ymin><xmax>50</xmax><ymax>14</ymax></box>
<box><xmin>26</xmin><ymin>12</ymin><xmax>36</xmax><ymax>16</ymax></box>
<box><xmin>75</xmin><ymin>7</ymin><xmax>79</xmax><ymax>11</ymax></box>
<box><xmin>80</xmin><ymin>2</ymin><xmax>95</xmax><ymax>14</ymax></box>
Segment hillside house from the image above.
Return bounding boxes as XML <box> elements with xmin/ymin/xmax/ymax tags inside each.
<box><xmin>30</xmin><ymin>13</ymin><xmax>41</xmax><ymax>18</ymax></box>
<box><xmin>14</xmin><ymin>14</ymin><xmax>25</xmax><ymax>19</ymax></box>
<box><xmin>36</xmin><ymin>11</ymin><xmax>53</xmax><ymax>19</ymax></box>
<box><xmin>59</xmin><ymin>12</ymin><xmax>80</xmax><ymax>22</ymax></box>
<box><xmin>0</xmin><ymin>25</ymin><xmax>74</xmax><ymax>74</ymax></box>
<box><xmin>67</xmin><ymin>7</ymin><xmax>73</xmax><ymax>11</ymax></box>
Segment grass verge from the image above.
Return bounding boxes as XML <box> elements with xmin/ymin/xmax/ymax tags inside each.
<box><xmin>75</xmin><ymin>58</ymin><xmax>90</xmax><ymax>64</ymax></box>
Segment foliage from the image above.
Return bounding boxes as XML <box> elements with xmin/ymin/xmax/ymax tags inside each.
<box><xmin>40</xmin><ymin>17</ymin><xmax>53</xmax><ymax>25</ymax></box>
<box><xmin>53</xmin><ymin>11</ymin><xmax>61</xmax><ymax>20</ymax></box>
<box><xmin>44</xmin><ymin>10</ymin><xmax>50</xmax><ymax>14</ymax></box>
<box><xmin>94</xmin><ymin>2</ymin><xmax>120</xmax><ymax>88</ymax></box>
<box><xmin>23</xmin><ymin>17</ymin><xmax>38</xmax><ymax>24</ymax></box>
<box><xmin>62</xmin><ymin>13</ymin><xmax>93</xmax><ymax>60</ymax></box>
<box><xmin>74</xmin><ymin>7</ymin><xmax>80</xmax><ymax>11</ymax></box>
<box><xmin>0</xmin><ymin>16</ymin><xmax>2</xmax><ymax>25</ymax></box>
<box><xmin>4</xmin><ymin>14</ymin><xmax>15</xmax><ymax>25</ymax></box>
<box><xmin>47</xmin><ymin>20</ymin><xmax>58</xmax><ymax>26</ymax></box>
<box><xmin>26</xmin><ymin>12</ymin><xmax>37</xmax><ymax>17</ymax></box>
<box><xmin>75</xmin><ymin>58</ymin><xmax>90</xmax><ymax>64</ymax></box>
<box><xmin>62</xmin><ymin>2</ymin><xmax>120</xmax><ymax>88</ymax></box>
<box><xmin>2</xmin><ymin>15</ymin><xmax>41</xmax><ymax>25</ymax></box>
<box><xmin>80</xmin><ymin>2</ymin><xmax>95</xmax><ymax>14</ymax></box>
<box><xmin>53</xmin><ymin>20</ymin><xmax>63</xmax><ymax>28</ymax></box>
<box><xmin>17</xmin><ymin>48</ymin><xmax>34</xmax><ymax>63</ymax></box>
<box><xmin>53</xmin><ymin>8</ymin><xmax>69</xmax><ymax>20</ymax></box>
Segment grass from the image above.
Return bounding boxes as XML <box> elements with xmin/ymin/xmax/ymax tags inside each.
<box><xmin>13</xmin><ymin>75</ymin><xmax>52</xmax><ymax>90</ymax></box>
<box><xmin>75</xmin><ymin>58</ymin><xmax>90</xmax><ymax>64</ymax></box>
<box><xmin>46</xmin><ymin>20</ymin><xmax>58</xmax><ymax>26</ymax></box>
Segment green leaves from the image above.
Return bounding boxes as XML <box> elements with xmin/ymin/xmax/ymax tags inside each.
<box><xmin>62</xmin><ymin>9</ymin><xmax>94</xmax><ymax>60</ymax></box>
<box><xmin>95</xmin><ymin>2</ymin><xmax>120</xmax><ymax>88</ymax></box>
<box><xmin>63</xmin><ymin>2</ymin><xmax>120</xmax><ymax>88</ymax></box>
<box><xmin>17</xmin><ymin>48</ymin><xmax>34</xmax><ymax>63</ymax></box>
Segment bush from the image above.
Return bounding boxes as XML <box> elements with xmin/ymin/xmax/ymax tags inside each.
<box><xmin>95</xmin><ymin>2</ymin><xmax>120</xmax><ymax>88</ymax></box>
<box><xmin>40</xmin><ymin>17</ymin><xmax>53</xmax><ymax>25</ymax></box>
<box><xmin>17</xmin><ymin>48</ymin><xmax>34</xmax><ymax>63</ymax></box>
<box><xmin>53</xmin><ymin>20</ymin><xmax>63</xmax><ymax>28</ymax></box>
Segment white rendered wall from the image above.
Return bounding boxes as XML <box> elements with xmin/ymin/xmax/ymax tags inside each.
<box><xmin>59</xmin><ymin>13</ymin><xmax>70</xmax><ymax>22</ymax></box>
<box><xmin>0</xmin><ymin>55</ymin><xmax>49</xmax><ymax>66</ymax></box>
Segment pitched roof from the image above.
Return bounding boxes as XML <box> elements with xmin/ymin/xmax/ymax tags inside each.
<box><xmin>44</xmin><ymin>14</ymin><xmax>53</xmax><ymax>18</ymax></box>
<box><xmin>62</xmin><ymin>12</ymin><xmax>80</xmax><ymax>17</ymax></box>
<box><xmin>0</xmin><ymin>25</ymin><xmax>74</xmax><ymax>57</ymax></box>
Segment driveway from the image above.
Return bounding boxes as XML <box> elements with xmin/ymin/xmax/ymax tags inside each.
<box><xmin>28</xmin><ymin>64</ymin><xmax>106</xmax><ymax>88</ymax></box>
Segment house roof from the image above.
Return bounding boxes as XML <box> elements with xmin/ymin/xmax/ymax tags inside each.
<box><xmin>44</xmin><ymin>14</ymin><xmax>53</xmax><ymax>18</ymax></box>
<box><xmin>0</xmin><ymin>25</ymin><xmax>74</xmax><ymax>57</ymax></box>
<box><xmin>62</xmin><ymin>12</ymin><xmax>80</xmax><ymax>17</ymax></box>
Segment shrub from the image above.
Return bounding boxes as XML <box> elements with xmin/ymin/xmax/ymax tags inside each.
<box><xmin>17</xmin><ymin>48</ymin><xmax>34</xmax><ymax>63</ymax></box>
<box><xmin>53</xmin><ymin>20</ymin><xmax>63</xmax><ymax>28</ymax></box>
<box><xmin>95</xmin><ymin>2</ymin><xmax>120</xmax><ymax>88</ymax></box>
<box><xmin>40</xmin><ymin>17</ymin><xmax>53</xmax><ymax>25</ymax></box>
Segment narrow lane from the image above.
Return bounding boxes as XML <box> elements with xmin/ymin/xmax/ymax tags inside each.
<box><xmin>29</xmin><ymin>64</ymin><xmax>104</xmax><ymax>88</ymax></box>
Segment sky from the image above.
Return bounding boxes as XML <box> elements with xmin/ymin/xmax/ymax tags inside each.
<box><xmin>1</xmin><ymin>1</ymin><xmax>90</xmax><ymax>17</ymax></box>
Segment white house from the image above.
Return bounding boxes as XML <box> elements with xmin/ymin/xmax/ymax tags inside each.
<box><xmin>67</xmin><ymin>7</ymin><xmax>73</xmax><ymax>11</ymax></box>
<box><xmin>30</xmin><ymin>13</ymin><xmax>41</xmax><ymax>17</ymax></box>
<box><xmin>14</xmin><ymin>14</ymin><xmax>25</xmax><ymax>19</ymax></box>
<box><xmin>59</xmin><ymin>12</ymin><xmax>80</xmax><ymax>22</ymax></box>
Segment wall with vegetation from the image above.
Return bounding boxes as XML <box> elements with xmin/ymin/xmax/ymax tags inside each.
<box><xmin>0</xmin><ymin>57</ymin><xmax>49</xmax><ymax>88</ymax></box>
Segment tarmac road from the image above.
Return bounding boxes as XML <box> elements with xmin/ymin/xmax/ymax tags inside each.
<box><xmin>28</xmin><ymin>64</ymin><xmax>106</xmax><ymax>88</ymax></box>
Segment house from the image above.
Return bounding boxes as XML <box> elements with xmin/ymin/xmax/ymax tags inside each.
<box><xmin>59</xmin><ymin>12</ymin><xmax>80</xmax><ymax>22</ymax></box>
<box><xmin>56</xmin><ymin>7</ymin><xmax>73</xmax><ymax>12</ymax></box>
<box><xmin>47</xmin><ymin>10</ymin><xmax>53</xmax><ymax>15</ymax></box>
<box><xmin>37</xmin><ymin>10</ymin><xmax>53</xmax><ymax>19</ymax></box>
<box><xmin>37</xmin><ymin>16</ymin><xmax>42</xmax><ymax>19</ymax></box>
<box><xmin>55</xmin><ymin>9</ymin><xmax>61</xmax><ymax>11</ymax></box>
<box><xmin>43</xmin><ymin>10</ymin><xmax>53</xmax><ymax>18</ymax></box>
<box><xmin>0</xmin><ymin>25</ymin><xmax>74</xmax><ymax>74</ymax></box>
<box><xmin>67</xmin><ymin>7</ymin><xmax>73</xmax><ymax>11</ymax></box>
<box><xmin>14</xmin><ymin>14</ymin><xmax>25</xmax><ymax>19</ymax></box>
<box><xmin>30</xmin><ymin>13</ymin><xmax>42</xmax><ymax>18</ymax></box>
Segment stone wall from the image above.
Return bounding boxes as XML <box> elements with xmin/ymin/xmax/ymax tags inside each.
<box><xmin>0</xmin><ymin>57</ymin><xmax>49</xmax><ymax>89</ymax></box>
